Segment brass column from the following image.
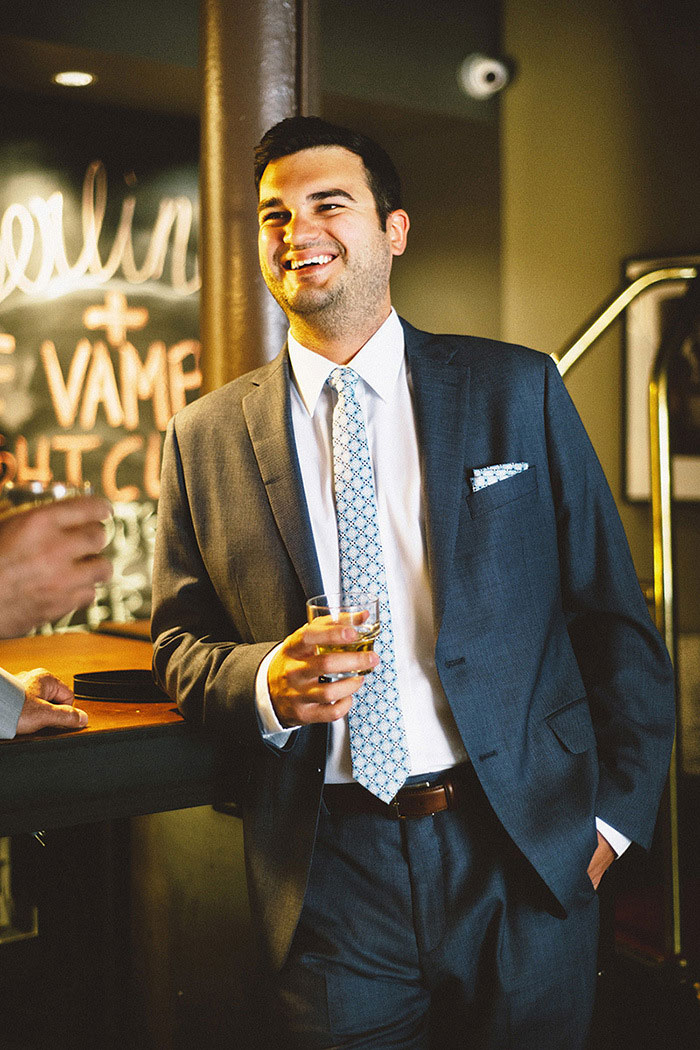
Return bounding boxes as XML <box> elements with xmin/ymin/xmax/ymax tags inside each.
<box><xmin>200</xmin><ymin>0</ymin><xmax>319</xmax><ymax>390</ymax></box>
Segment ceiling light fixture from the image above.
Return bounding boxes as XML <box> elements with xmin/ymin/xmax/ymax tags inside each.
<box><xmin>52</xmin><ymin>71</ymin><xmax>96</xmax><ymax>88</ymax></box>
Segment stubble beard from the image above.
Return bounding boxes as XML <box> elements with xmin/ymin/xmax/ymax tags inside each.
<box><xmin>262</xmin><ymin>240</ymin><xmax>393</xmax><ymax>344</ymax></box>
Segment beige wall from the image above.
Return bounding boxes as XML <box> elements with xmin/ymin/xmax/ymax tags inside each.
<box><xmin>323</xmin><ymin>95</ymin><xmax>502</xmax><ymax>340</ymax></box>
<box><xmin>501</xmin><ymin>0</ymin><xmax>700</xmax><ymax>629</ymax></box>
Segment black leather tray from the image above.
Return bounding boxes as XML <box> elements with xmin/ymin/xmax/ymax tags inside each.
<box><xmin>73</xmin><ymin>669</ymin><xmax>169</xmax><ymax>702</ymax></box>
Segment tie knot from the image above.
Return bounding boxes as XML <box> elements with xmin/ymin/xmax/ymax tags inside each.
<box><xmin>327</xmin><ymin>367</ymin><xmax>359</xmax><ymax>398</ymax></box>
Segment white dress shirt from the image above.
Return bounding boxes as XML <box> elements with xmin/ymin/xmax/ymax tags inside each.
<box><xmin>253</xmin><ymin>310</ymin><xmax>629</xmax><ymax>855</ymax></box>
<box><xmin>256</xmin><ymin>309</ymin><xmax>467</xmax><ymax>781</ymax></box>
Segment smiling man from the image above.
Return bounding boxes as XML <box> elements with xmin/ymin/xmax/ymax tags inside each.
<box><xmin>257</xmin><ymin>145</ymin><xmax>408</xmax><ymax>358</ymax></box>
<box><xmin>152</xmin><ymin>117</ymin><xmax>675</xmax><ymax>1049</ymax></box>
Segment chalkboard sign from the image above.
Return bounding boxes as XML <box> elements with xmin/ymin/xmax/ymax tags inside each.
<box><xmin>0</xmin><ymin>91</ymin><xmax>201</xmax><ymax>625</ymax></box>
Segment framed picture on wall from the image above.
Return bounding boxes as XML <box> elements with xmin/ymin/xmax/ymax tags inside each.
<box><xmin>624</xmin><ymin>253</ymin><xmax>700</xmax><ymax>502</ymax></box>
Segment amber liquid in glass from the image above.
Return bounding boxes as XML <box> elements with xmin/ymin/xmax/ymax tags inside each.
<box><xmin>317</xmin><ymin>622</ymin><xmax>380</xmax><ymax>674</ymax></box>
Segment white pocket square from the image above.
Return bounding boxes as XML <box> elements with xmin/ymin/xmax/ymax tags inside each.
<box><xmin>471</xmin><ymin>462</ymin><xmax>529</xmax><ymax>492</ymax></box>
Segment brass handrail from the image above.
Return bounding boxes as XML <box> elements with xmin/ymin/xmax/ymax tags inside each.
<box><xmin>648</xmin><ymin>355</ymin><xmax>682</xmax><ymax>961</ymax></box>
<box><xmin>554</xmin><ymin>265</ymin><xmax>698</xmax><ymax>968</ymax></box>
<box><xmin>553</xmin><ymin>267</ymin><xmax>697</xmax><ymax>375</ymax></box>
<box><xmin>648</xmin><ymin>274</ymin><xmax>700</xmax><ymax>962</ymax></box>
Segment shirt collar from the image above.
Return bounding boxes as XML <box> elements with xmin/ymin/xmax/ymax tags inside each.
<box><xmin>288</xmin><ymin>309</ymin><xmax>405</xmax><ymax>416</ymax></box>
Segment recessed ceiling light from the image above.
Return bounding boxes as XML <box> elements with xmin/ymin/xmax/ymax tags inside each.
<box><xmin>52</xmin><ymin>71</ymin><xmax>96</xmax><ymax>88</ymax></box>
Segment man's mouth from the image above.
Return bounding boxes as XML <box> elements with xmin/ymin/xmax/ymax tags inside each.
<box><xmin>283</xmin><ymin>254</ymin><xmax>336</xmax><ymax>271</ymax></box>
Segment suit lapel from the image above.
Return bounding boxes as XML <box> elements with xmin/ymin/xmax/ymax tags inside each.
<box><xmin>242</xmin><ymin>327</ymin><xmax>473</xmax><ymax>629</ymax></box>
<box><xmin>403</xmin><ymin>322</ymin><xmax>471</xmax><ymax>629</ymax></box>
<box><xmin>242</xmin><ymin>350</ymin><xmax>323</xmax><ymax>600</ymax></box>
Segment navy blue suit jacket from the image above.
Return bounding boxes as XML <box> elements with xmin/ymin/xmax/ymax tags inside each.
<box><xmin>152</xmin><ymin>319</ymin><xmax>675</xmax><ymax>971</ymax></box>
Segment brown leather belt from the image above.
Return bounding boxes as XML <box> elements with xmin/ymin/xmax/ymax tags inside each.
<box><xmin>323</xmin><ymin>763</ymin><xmax>474</xmax><ymax>820</ymax></box>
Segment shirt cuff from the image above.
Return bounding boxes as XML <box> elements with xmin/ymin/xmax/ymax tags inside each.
<box><xmin>254</xmin><ymin>644</ymin><xmax>298</xmax><ymax>747</ymax></box>
<box><xmin>0</xmin><ymin>666</ymin><xmax>26</xmax><ymax>739</ymax></box>
<box><xmin>596</xmin><ymin>817</ymin><xmax>631</xmax><ymax>858</ymax></box>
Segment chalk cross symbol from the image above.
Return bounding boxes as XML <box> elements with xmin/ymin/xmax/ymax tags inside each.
<box><xmin>83</xmin><ymin>291</ymin><xmax>149</xmax><ymax>348</ymax></box>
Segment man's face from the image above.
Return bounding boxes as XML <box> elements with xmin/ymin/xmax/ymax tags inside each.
<box><xmin>257</xmin><ymin>146</ymin><xmax>408</xmax><ymax>342</ymax></box>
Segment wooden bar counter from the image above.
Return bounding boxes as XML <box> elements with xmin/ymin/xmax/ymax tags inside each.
<box><xmin>0</xmin><ymin>628</ymin><xmax>228</xmax><ymax>835</ymax></box>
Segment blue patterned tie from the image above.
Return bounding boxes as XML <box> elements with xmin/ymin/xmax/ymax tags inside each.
<box><xmin>327</xmin><ymin>367</ymin><xmax>410</xmax><ymax>803</ymax></box>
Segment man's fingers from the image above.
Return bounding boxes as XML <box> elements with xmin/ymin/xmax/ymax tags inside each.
<box><xmin>306</xmin><ymin>672</ymin><xmax>366</xmax><ymax>702</ymax></box>
<box><xmin>43</xmin><ymin>678</ymin><xmax>75</xmax><ymax>704</ymax></box>
<box><xmin>314</xmin><ymin>649</ymin><xmax>379</xmax><ymax>679</ymax></box>
<box><xmin>280</xmin><ymin>619</ymin><xmax>370</xmax><ymax>661</ymax></box>
<box><xmin>306</xmin><ymin>695</ymin><xmax>355</xmax><ymax>723</ymax></box>
<box><xmin>269</xmin><ymin>619</ymin><xmax>380</xmax><ymax>727</ymax></box>
<box><xmin>16</xmin><ymin>667</ymin><xmax>51</xmax><ymax>690</ymax></box>
<box><xmin>294</xmin><ymin>620</ymin><xmax>379</xmax><ymax>676</ymax></box>
<box><xmin>44</xmin><ymin>495</ymin><xmax>113</xmax><ymax>529</ymax></box>
<box><xmin>586</xmin><ymin>831</ymin><xmax>616</xmax><ymax>890</ymax></box>
<box><xmin>281</xmin><ymin>692</ymin><xmax>356</xmax><ymax>727</ymax></box>
<box><xmin>11</xmin><ymin>497</ymin><xmax>112</xmax><ymax>555</ymax></box>
<box><xmin>301</xmin><ymin>619</ymin><xmax>361</xmax><ymax>648</ymax></box>
<box><xmin>27</xmin><ymin>555</ymin><xmax>113</xmax><ymax>624</ymax></box>
<box><xmin>274</xmin><ymin>666</ymin><xmax>371</xmax><ymax>726</ymax></box>
<box><xmin>0</xmin><ymin>496</ymin><xmax>114</xmax><ymax>636</ymax></box>
<box><xmin>17</xmin><ymin>668</ymin><xmax>74</xmax><ymax>702</ymax></box>
<box><xmin>16</xmin><ymin>696</ymin><xmax>88</xmax><ymax>734</ymax></box>
<box><xmin>47</xmin><ymin>703</ymin><xmax>88</xmax><ymax>729</ymax></box>
<box><xmin>68</xmin><ymin>552</ymin><xmax>114</xmax><ymax>586</ymax></box>
<box><xmin>23</xmin><ymin>499</ymin><xmax>112</xmax><ymax>561</ymax></box>
<box><xmin>69</xmin><ymin>521</ymin><xmax>111</xmax><ymax>556</ymax></box>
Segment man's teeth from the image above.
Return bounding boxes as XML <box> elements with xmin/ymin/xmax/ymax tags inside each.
<box><xmin>288</xmin><ymin>255</ymin><xmax>334</xmax><ymax>270</ymax></box>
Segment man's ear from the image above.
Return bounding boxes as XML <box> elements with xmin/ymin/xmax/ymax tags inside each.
<box><xmin>387</xmin><ymin>209</ymin><xmax>410</xmax><ymax>256</ymax></box>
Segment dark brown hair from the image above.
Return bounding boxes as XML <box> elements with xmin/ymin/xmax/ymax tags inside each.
<box><xmin>254</xmin><ymin>116</ymin><xmax>402</xmax><ymax>230</ymax></box>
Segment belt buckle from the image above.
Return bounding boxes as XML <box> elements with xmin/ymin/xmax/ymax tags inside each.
<box><xmin>390</xmin><ymin>780</ymin><xmax>432</xmax><ymax>820</ymax></box>
<box><xmin>390</xmin><ymin>797</ymin><xmax>405</xmax><ymax>820</ymax></box>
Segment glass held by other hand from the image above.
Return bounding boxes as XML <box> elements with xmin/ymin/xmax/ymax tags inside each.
<box><xmin>0</xmin><ymin>479</ymin><xmax>94</xmax><ymax>522</ymax></box>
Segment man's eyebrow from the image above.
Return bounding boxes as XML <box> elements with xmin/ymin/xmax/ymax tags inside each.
<box><xmin>257</xmin><ymin>188</ymin><xmax>356</xmax><ymax>214</ymax></box>
<box><xmin>308</xmin><ymin>188</ymin><xmax>356</xmax><ymax>203</ymax></box>
<box><xmin>258</xmin><ymin>196</ymin><xmax>283</xmax><ymax>214</ymax></box>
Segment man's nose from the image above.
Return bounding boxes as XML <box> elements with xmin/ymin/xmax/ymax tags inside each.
<box><xmin>283</xmin><ymin>211</ymin><xmax>319</xmax><ymax>245</ymax></box>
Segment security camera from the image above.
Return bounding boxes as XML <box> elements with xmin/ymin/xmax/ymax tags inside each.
<box><xmin>458</xmin><ymin>53</ymin><xmax>512</xmax><ymax>99</ymax></box>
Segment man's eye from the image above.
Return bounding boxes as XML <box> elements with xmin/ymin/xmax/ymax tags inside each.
<box><xmin>260</xmin><ymin>211</ymin><xmax>286</xmax><ymax>224</ymax></box>
<box><xmin>318</xmin><ymin>203</ymin><xmax>341</xmax><ymax>212</ymax></box>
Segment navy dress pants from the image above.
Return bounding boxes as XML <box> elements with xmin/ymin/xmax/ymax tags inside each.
<box><xmin>272</xmin><ymin>767</ymin><xmax>599</xmax><ymax>1049</ymax></box>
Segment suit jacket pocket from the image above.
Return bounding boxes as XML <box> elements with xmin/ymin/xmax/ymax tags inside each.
<box><xmin>546</xmin><ymin>697</ymin><xmax>596</xmax><ymax>754</ymax></box>
<box><xmin>467</xmin><ymin>464</ymin><xmax>537</xmax><ymax>518</ymax></box>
